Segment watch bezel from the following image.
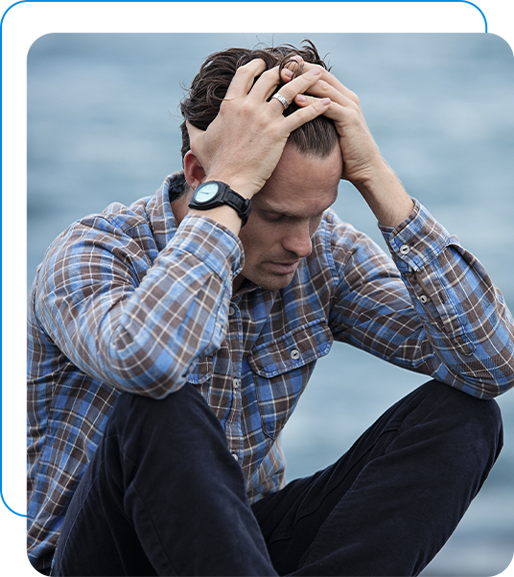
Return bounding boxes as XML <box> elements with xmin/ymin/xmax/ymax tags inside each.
<box><xmin>192</xmin><ymin>182</ymin><xmax>221</xmax><ymax>204</ymax></box>
<box><xmin>189</xmin><ymin>181</ymin><xmax>252</xmax><ymax>226</ymax></box>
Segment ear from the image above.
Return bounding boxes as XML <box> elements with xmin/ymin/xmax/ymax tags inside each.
<box><xmin>183</xmin><ymin>151</ymin><xmax>206</xmax><ymax>191</ymax></box>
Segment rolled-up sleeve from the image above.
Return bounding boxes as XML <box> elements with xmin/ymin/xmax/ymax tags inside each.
<box><xmin>328</xmin><ymin>200</ymin><xmax>514</xmax><ymax>399</ymax></box>
<box><xmin>379</xmin><ymin>200</ymin><xmax>514</xmax><ymax>397</ymax></box>
<box><xmin>36</xmin><ymin>213</ymin><xmax>243</xmax><ymax>398</ymax></box>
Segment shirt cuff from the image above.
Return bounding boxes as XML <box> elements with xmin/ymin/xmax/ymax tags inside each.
<box><xmin>379</xmin><ymin>199</ymin><xmax>455</xmax><ymax>273</ymax></box>
<box><xmin>171</xmin><ymin>214</ymin><xmax>245</xmax><ymax>279</ymax></box>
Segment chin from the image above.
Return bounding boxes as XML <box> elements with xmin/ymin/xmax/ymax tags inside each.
<box><xmin>252</xmin><ymin>273</ymin><xmax>295</xmax><ymax>291</ymax></box>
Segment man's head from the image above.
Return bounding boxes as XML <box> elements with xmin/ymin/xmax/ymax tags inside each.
<box><xmin>179</xmin><ymin>40</ymin><xmax>339</xmax><ymax>162</ymax></box>
<box><xmin>179</xmin><ymin>41</ymin><xmax>342</xmax><ymax>291</ymax></box>
<box><xmin>236</xmin><ymin>142</ymin><xmax>342</xmax><ymax>291</ymax></box>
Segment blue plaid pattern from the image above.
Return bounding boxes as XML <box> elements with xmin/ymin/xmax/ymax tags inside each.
<box><xmin>27</xmin><ymin>172</ymin><xmax>514</xmax><ymax>573</ymax></box>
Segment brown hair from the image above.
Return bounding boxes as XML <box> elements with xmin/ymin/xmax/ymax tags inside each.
<box><xmin>179</xmin><ymin>40</ymin><xmax>339</xmax><ymax>162</ymax></box>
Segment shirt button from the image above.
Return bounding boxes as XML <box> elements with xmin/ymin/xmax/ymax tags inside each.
<box><xmin>232</xmin><ymin>452</ymin><xmax>239</xmax><ymax>461</ymax></box>
<box><xmin>419</xmin><ymin>294</ymin><xmax>429</xmax><ymax>304</ymax></box>
<box><xmin>290</xmin><ymin>348</ymin><xmax>301</xmax><ymax>360</ymax></box>
<box><xmin>400</xmin><ymin>244</ymin><xmax>411</xmax><ymax>255</ymax></box>
<box><xmin>228</xmin><ymin>305</ymin><xmax>236</xmax><ymax>317</ymax></box>
<box><xmin>232</xmin><ymin>378</ymin><xmax>240</xmax><ymax>389</ymax></box>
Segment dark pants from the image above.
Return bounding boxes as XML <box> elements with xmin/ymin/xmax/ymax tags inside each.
<box><xmin>51</xmin><ymin>380</ymin><xmax>503</xmax><ymax>577</ymax></box>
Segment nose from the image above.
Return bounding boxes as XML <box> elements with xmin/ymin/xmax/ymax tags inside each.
<box><xmin>282</xmin><ymin>223</ymin><xmax>313</xmax><ymax>259</ymax></box>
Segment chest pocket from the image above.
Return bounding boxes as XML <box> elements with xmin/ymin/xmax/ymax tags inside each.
<box><xmin>187</xmin><ymin>355</ymin><xmax>213</xmax><ymax>384</ymax></box>
<box><xmin>186</xmin><ymin>355</ymin><xmax>213</xmax><ymax>404</ymax></box>
<box><xmin>247</xmin><ymin>319</ymin><xmax>333</xmax><ymax>439</ymax></box>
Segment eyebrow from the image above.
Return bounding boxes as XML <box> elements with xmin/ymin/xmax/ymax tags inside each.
<box><xmin>260</xmin><ymin>192</ymin><xmax>338</xmax><ymax>219</ymax></box>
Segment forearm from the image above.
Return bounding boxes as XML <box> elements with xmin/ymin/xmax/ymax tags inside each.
<box><xmin>354</xmin><ymin>160</ymin><xmax>415</xmax><ymax>228</ymax></box>
<box><xmin>37</xmin><ymin>215</ymin><xmax>242</xmax><ymax>398</ymax></box>
<box><xmin>380</xmin><ymin>200</ymin><xmax>514</xmax><ymax>397</ymax></box>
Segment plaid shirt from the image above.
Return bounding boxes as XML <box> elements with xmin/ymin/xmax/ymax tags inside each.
<box><xmin>27</xmin><ymin>172</ymin><xmax>514</xmax><ymax>573</ymax></box>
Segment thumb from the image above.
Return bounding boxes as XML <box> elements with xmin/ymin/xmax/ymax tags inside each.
<box><xmin>186</xmin><ymin>121</ymin><xmax>205</xmax><ymax>147</ymax></box>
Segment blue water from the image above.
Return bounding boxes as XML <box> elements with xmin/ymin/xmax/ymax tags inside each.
<box><xmin>27</xmin><ymin>33</ymin><xmax>514</xmax><ymax>575</ymax></box>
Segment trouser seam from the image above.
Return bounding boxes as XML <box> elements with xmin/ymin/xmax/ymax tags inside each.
<box><xmin>269</xmin><ymin>423</ymin><xmax>403</xmax><ymax>540</ymax></box>
<box><xmin>128</xmin><ymin>480</ymin><xmax>180</xmax><ymax>576</ymax></box>
<box><xmin>50</xmin><ymin>452</ymin><xmax>106</xmax><ymax>574</ymax></box>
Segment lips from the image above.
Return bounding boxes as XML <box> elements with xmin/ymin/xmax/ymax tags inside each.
<box><xmin>267</xmin><ymin>261</ymin><xmax>299</xmax><ymax>274</ymax></box>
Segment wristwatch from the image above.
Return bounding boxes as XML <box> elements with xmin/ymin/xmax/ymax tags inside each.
<box><xmin>188</xmin><ymin>181</ymin><xmax>252</xmax><ymax>227</ymax></box>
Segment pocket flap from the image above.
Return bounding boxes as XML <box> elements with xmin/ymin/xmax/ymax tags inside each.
<box><xmin>248</xmin><ymin>319</ymin><xmax>333</xmax><ymax>378</ymax></box>
<box><xmin>186</xmin><ymin>355</ymin><xmax>213</xmax><ymax>384</ymax></box>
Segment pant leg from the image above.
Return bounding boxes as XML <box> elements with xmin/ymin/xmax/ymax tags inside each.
<box><xmin>252</xmin><ymin>380</ymin><xmax>503</xmax><ymax>576</ymax></box>
<box><xmin>52</xmin><ymin>384</ymin><xmax>277</xmax><ymax>577</ymax></box>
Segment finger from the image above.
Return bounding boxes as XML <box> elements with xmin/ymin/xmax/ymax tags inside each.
<box><xmin>296</xmin><ymin>61</ymin><xmax>358</xmax><ymax>103</ymax></box>
<box><xmin>279</xmin><ymin>55</ymin><xmax>304</xmax><ymax>82</ymax></box>
<box><xmin>294</xmin><ymin>93</ymin><xmax>346</xmax><ymax>123</ymax></box>
<box><xmin>246</xmin><ymin>65</ymin><xmax>282</xmax><ymax>101</ymax></box>
<box><xmin>186</xmin><ymin>120</ymin><xmax>203</xmax><ymax>137</ymax></box>
<box><xmin>302</xmin><ymin>78</ymin><xmax>357</xmax><ymax>109</ymax></box>
<box><xmin>250</xmin><ymin>60</ymin><xmax>313</xmax><ymax>104</ymax></box>
<box><xmin>224</xmin><ymin>58</ymin><xmax>268</xmax><ymax>100</ymax></box>
<box><xmin>271</xmin><ymin>68</ymin><xmax>324</xmax><ymax>106</ymax></box>
<box><xmin>280</xmin><ymin>96</ymin><xmax>331</xmax><ymax>133</ymax></box>
<box><xmin>186</xmin><ymin>121</ymin><xmax>205</xmax><ymax>148</ymax></box>
<box><xmin>294</xmin><ymin>94</ymin><xmax>365</xmax><ymax>141</ymax></box>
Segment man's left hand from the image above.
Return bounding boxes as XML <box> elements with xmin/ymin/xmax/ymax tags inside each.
<box><xmin>292</xmin><ymin>61</ymin><xmax>414</xmax><ymax>227</ymax></box>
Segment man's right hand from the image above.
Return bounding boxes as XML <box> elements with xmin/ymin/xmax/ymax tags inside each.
<box><xmin>186</xmin><ymin>58</ymin><xmax>331</xmax><ymax>200</ymax></box>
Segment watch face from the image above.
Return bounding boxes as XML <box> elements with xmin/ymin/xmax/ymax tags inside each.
<box><xmin>194</xmin><ymin>182</ymin><xmax>220</xmax><ymax>203</ymax></box>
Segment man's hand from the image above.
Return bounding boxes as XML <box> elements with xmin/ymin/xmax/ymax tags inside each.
<box><xmin>186</xmin><ymin>59</ymin><xmax>331</xmax><ymax>200</ymax></box>
<box><xmin>294</xmin><ymin>61</ymin><xmax>414</xmax><ymax>227</ymax></box>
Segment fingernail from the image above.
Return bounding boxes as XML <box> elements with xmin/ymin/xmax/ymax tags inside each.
<box><xmin>297</xmin><ymin>94</ymin><xmax>307</xmax><ymax>103</ymax></box>
<box><xmin>321</xmin><ymin>98</ymin><xmax>331</xmax><ymax>105</ymax></box>
<box><xmin>309</xmin><ymin>68</ymin><xmax>321</xmax><ymax>76</ymax></box>
<box><xmin>283</xmin><ymin>68</ymin><xmax>294</xmax><ymax>79</ymax></box>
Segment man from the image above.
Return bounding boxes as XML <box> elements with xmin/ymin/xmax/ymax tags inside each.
<box><xmin>27</xmin><ymin>41</ymin><xmax>513</xmax><ymax>576</ymax></box>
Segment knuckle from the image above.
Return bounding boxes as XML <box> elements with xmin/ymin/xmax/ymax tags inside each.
<box><xmin>233</xmin><ymin>65</ymin><xmax>251</xmax><ymax>78</ymax></box>
<box><xmin>242</xmin><ymin>57</ymin><xmax>264</xmax><ymax>68</ymax></box>
<box><xmin>319</xmin><ymin>80</ymin><xmax>331</xmax><ymax>94</ymax></box>
<box><xmin>239</xmin><ymin>98</ymin><xmax>256</xmax><ymax>113</ymax></box>
<box><xmin>348</xmin><ymin>89</ymin><xmax>360</xmax><ymax>104</ymax></box>
<box><xmin>260</xmin><ymin>67</ymin><xmax>280</xmax><ymax>81</ymax></box>
<box><xmin>219</xmin><ymin>97</ymin><xmax>233</xmax><ymax>112</ymax></box>
<box><xmin>235</xmin><ymin>59</ymin><xmax>264</xmax><ymax>77</ymax></box>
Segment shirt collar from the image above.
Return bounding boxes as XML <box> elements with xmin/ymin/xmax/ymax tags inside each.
<box><xmin>146</xmin><ymin>171</ymin><xmax>187</xmax><ymax>252</ymax></box>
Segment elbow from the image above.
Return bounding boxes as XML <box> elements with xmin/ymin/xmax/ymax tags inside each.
<box><xmin>98</xmin><ymin>331</ymin><xmax>188</xmax><ymax>399</ymax></box>
<box><xmin>462</xmin><ymin>363</ymin><xmax>514</xmax><ymax>400</ymax></box>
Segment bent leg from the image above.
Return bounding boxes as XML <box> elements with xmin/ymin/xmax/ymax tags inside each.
<box><xmin>52</xmin><ymin>384</ymin><xmax>277</xmax><ymax>577</ymax></box>
<box><xmin>253</xmin><ymin>381</ymin><xmax>503</xmax><ymax>576</ymax></box>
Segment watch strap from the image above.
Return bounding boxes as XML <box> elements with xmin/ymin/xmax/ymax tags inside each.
<box><xmin>189</xmin><ymin>181</ymin><xmax>252</xmax><ymax>226</ymax></box>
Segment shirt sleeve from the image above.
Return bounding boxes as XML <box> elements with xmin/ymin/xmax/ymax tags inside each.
<box><xmin>35</xmin><ymin>213</ymin><xmax>243</xmax><ymax>398</ymax></box>
<box><xmin>329</xmin><ymin>200</ymin><xmax>514</xmax><ymax>398</ymax></box>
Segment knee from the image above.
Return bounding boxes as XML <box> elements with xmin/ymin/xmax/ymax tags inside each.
<box><xmin>422</xmin><ymin>380</ymin><xmax>503</xmax><ymax>465</ymax></box>
<box><xmin>108</xmin><ymin>383</ymin><xmax>227</xmax><ymax>449</ymax></box>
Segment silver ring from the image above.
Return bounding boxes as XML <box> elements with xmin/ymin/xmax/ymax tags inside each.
<box><xmin>272</xmin><ymin>93</ymin><xmax>289</xmax><ymax>110</ymax></box>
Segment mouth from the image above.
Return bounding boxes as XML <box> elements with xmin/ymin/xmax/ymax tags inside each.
<box><xmin>266</xmin><ymin>261</ymin><xmax>300</xmax><ymax>275</ymax></box>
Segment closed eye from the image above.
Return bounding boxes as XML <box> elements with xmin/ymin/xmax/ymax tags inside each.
<box><xmin>261</xmin><ymin>211</ymin><xmax>284</xmax><ymax>222</ymax></box>
<box><xmin>261</xmin><ymin>208</ymin><xmax>327</xmax><ymax>223</ymax></box>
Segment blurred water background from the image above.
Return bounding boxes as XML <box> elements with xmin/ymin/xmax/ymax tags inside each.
<box><xmin>27</xmin><ymin>33</ymin><xmax>514</xmax><ymax>575</ymax></box>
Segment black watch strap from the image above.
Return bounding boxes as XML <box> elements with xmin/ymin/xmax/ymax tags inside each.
<box><xmin>189</xmin><ymin>181</ymin><xmax>252</xmax><ymax>226</ymax></box>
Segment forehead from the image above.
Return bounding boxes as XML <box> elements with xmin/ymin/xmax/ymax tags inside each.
<box><xmin>255</xmin><ymin>144</ymin><xmax>342</xmax><ymax>216</ymax></box>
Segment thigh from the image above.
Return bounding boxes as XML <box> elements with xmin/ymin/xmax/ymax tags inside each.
<box><xmin>54</xmin><ymin>386</ymin><xmax>277</xmax><ymax>577</ymax></box>
<box><xmin>251</xmin><ymin>407</ymin><xmax>401</xmax><ymax>574</ymax></box>
<box><xmin>252</xmin><ymin>379</ymin><xmax>502</xmax><ymax>575</ymax></box>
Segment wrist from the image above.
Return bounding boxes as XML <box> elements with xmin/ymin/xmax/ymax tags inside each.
<box><xmin>204</xmin><ymin>173</ymin><xmax>258</xmax><ymax>200</ymax></box>
<box><xmin>354</xmin><ymin>162</ymin><xmax>414</xmax><ymax>228</ymax></box>
<box><xmin>351</xmin><ymin>158</ymin><xmax>394</xmax><ymax>192</ymax></box>
<box><xmin>189</xmin><ymin>180</ymin><xmax>252</xmax><ymax>228</ymax></box>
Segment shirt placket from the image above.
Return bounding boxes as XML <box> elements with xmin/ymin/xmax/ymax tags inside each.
<box><xmin>225</xmin><ymin>300</ymin><xmax>244</xmax><ymax>463</ymax></box>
